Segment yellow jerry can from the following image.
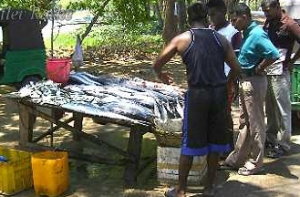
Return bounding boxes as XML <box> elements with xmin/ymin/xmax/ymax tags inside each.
<box><xmin>31</xmin><ymin>151</ymin><xmax>69</xmax><ymax>197</ymax></box>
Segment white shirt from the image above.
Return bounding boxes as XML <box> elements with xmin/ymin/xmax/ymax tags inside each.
<box><xmin>216</xmin><ymin>23</ymin><xmax>239</xmax><ymax>76</ymax></box>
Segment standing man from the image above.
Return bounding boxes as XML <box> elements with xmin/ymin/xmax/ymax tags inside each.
<box><xmin>207</xmin><ymin>0</ymin><xmax>242</xmax><ymax>76</ymax></box>
<box><xmin>207</xmin><ymin>0</ymin><xmax>242</xmax><ymax>152</ymax></box>
<box><xmin>261</xmin><ymin>0</ymin><xmax>300</xmax><ymax>158</ymax></box>
<box><xmin>153</xmin><ymin>2</ymin><xmax>240</xmax><ymax>196</ymax></box>
<box><xmin>223</xmin><ymin>3</ymin><xmax>280</xmax><ymax>175</ymax></box>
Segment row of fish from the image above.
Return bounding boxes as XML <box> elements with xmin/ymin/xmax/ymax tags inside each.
<box><xmin>7</xmin><ymin>72</ymin><xmax>185</xmax><ymax>127</ymax></box>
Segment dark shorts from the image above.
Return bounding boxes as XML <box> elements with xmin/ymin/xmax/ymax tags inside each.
<box><xmin>181</xmin><ymin>86</ymin><xmax>231</xmax><ymax>156</ymax></box>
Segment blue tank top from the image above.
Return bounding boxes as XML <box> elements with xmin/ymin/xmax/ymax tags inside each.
<box><xmin>182</xmin><ymin>28</ymin><xmax>226</xmax><ymax>88</ymax></box>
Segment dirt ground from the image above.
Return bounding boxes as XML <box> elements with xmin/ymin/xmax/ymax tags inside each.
<box><xmin>0</xmin><ymin>58</ymin><xmax>185</xmax><ymax>197</ymax></box>
<box><xmin>1</xmin><ymin>57</ymin><xmax>300</xmax><ymax>197</ymax></box>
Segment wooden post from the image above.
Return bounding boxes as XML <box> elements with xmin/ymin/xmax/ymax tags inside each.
<box><xmin>18</xmin><ymin>103</ymin><xmax>35</xmax><ymax>147</ymax></box>
<box><xmin>123</xmin><ymin>125</ymin><xmax>144</xmax><ymax>188</ymax></box>
<box><xmin>73</xmin><ymin>112</ymin><xmax>83</xmax><ymax>141</ymax></box>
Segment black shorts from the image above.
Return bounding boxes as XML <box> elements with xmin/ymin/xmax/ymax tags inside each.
<box><xmin>181</xmin><ymin>86</ymin><xmax>231</xmax><ymax>156</ymax></box>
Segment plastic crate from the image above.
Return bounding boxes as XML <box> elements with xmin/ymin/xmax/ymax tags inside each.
<box><xmin>153</xmin><ymin>129</ymin><xmax>182</xmax><ymax>148</ymax></box>
<box><xmin>0</xmin><ymin>146</ymin><xmax>33</xmax><ymax>195</ymax></box>
<box><xmin>292</xmin><ymin>64</ymin><xmax>300</xmax><ymax>102</ymax></box>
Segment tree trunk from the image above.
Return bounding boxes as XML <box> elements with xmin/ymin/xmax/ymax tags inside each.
<box><xmin>186</xmin><ymin>0</ymin><xmax>193</xmax><ymax>6</ymax></box>
<box><xmin>162</xmin><ymin>0</ymin><xmax>177</xmax><ymax>44</ymax></box>
<box><xmin>225</xmin><ymin>0</ymin><xmax>239</xmax><ymax>16</ymax></box>
<box><xmin>144</xmin><ymin>0</ymin><xmax>151</xmax><ymax>20</ymax></box>
<box><xmin>154</xmin><ymin>0</ymin><xmax>164</xmax><ymax>29</ymax></box>
<box><xmin>178</xmin><ymin>0</ymin><xmax>187</xmax><ymax>33</ymax></box>
<box><xmin>80</xmin><ymin>0</ymin><xmax>111</xmax><ymax>44</ymax></box>
<box><xmin>198</xmin><ymin>0</ymin><xmax>208</xmax><ymax>4</ymax></box>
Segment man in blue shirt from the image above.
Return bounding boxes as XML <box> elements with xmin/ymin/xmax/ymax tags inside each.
<box><xmin>223</xmin><ymin>3</ymin><xmax>280</xmax><ymax>176</ymax></box>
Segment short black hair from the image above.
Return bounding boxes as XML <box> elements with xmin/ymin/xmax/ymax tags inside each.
<box><xmin>261</xmin><ymin>0</ymin><xmax>280</xmax><ymax>8</ymax></box>
<box><xmin>187</xmin><ymin>2</ymin><xmax>208</xmax><ymax>24</ymax></box>
<box><xmin>206</xmin><ymin>0</ymin><xmax>226</xmax><ymax>11</ymax></box>
<box><xmin>233</xmin><ymin>3</ymin><xmax>251</xmax><ymax>18</ymax></box>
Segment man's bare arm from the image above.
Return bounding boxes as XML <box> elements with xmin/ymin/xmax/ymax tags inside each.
<box><xmin>153</xmin><ymin>32</ymin><xmax>191</xmax><ymax>84</ymax></box>
<box><xmin>255</xmin><ymin>58</ymin><xmax>277</xmax><ymax>74</ymax></box>
<box><xmin>153</xmin><ymin>38</ymin><xmax>179</xmax><ymax>76</ymax></box>
<box><xmin>287</xmin><ymin>20</ymin><xmax>300</xmax><ymax>66</ymax></box>
<box><xmin>153</xmin><ymin>38</ymin><xmax>179</xmax><ymax>84</ymax></box>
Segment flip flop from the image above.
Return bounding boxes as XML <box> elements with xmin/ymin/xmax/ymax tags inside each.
<box><xmin>266</xmin><ymin>150</ymin><xmax>283</xmax><ymax>158</ymax></box>
<box><xmin>165</xmin><ymin>188</ymin><xmax>177</xmax><ymax>197</ymax></box>
<box><xmin>266</xmin><ymin>146</ymin><xmax>286</xmax><ymax>159</ymax></box>
<box><xmin>218</xmin><ymin>163</ymin><xmax>235</xmax><ymax>170</ymax></box>
<box><xmin>238</xmin><ymin>166</ymin><xmax>262</xmax><ymax>176</ymax></box>
<box><xmin>164</xmin><ymin>188</ymin><xmax>186</xmax><ymax>197</ymax></box>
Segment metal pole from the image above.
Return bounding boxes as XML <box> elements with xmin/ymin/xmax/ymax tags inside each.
<box><xmin>51</xmin><ymin>0</ymin><xmax>55</xmax><ymax>58</ymax></box>
<box><xmin>50</xmin><ymin>123</ymin><xmax>54</xmax><ymax>147</ymax></box>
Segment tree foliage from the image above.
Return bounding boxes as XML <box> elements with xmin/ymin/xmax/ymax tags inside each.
<box><xmin>112</xmin><ymin>0</ymin><xmax>152</xmax><ymax>27</ymax></box>
<box><xmin>0</xmin><ymin>0</ymin><xmax>52</xmax><ymax>15</ymax></box>
<box><xmin>67</xmin><ymin>0</ymin><xmax>106</xmax><ymax>13</ymax></box>
<box><xmin>67</xmin><ymin>0</ymin><xmax>154</xmax><ymax>28</ymax></box>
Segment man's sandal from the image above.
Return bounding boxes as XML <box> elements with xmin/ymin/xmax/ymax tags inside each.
<box><xmin>238</xmin><ymin>167</ymin><xmax>263</xmax><ymax>176</ymax></box>
<box><xmin>218</xmin><ymin>162</ymin><xmax>235</xmax><ymax>170</ymax></box>
<box><xmin>164</xmin><ymin>188</ymin><xmax>186</xmax><ymax>197</ymax></box>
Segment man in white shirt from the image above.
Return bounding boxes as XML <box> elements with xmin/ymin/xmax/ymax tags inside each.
<box><xmin>207</xmin><ymin>0</ymin><xmax>241</xmax><ymax>76</ymax></box>
<box><xmin>207</xmin><ymin>0</ymin><xmax>242</xmax><ymax>152</ymax></box>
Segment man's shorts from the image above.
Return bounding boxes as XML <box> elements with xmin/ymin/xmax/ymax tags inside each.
<box><xmin>181</xmin><ymin>86</ymin><xmax>231</xmax><ymax>156</ymax></box>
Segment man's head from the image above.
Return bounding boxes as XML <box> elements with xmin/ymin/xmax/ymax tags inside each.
<box><xmin>231</xmin><ymin>3</ymin><xmax>252</xmax><ymax>31</ymax></box>
<box><xmin>207</xmin><ymin>0</ymin><xmax>227</xmax><ymax>27</ymax></box>
<box><xmin>187</xmin><ymin>2</ymin><xmax>208</xmax><ymax>26</ymax></box>
<box><xmin>261</xmin><ymin>0</ymin><xmax>281</xmax><ymax>20</ymax></box>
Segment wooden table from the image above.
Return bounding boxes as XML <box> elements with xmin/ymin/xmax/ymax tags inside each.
<box><xmin>10</xmin><ymin>98</ymin><xmax>153</xmax><ymax>187</ymax></box>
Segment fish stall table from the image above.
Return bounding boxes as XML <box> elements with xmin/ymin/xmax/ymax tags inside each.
<box><xmin>4</xmin><ymin>72</ymin><xmax>184</xmax><ymax>187</ymax></box>
<box><xmin>7</xmin><ymin>97</ymin><xmax>153</xmax><ymax>187</ymax></box>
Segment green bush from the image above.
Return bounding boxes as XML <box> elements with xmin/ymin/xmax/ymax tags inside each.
<box><xmin>45</xmin><ymin>24</ymin><xmax>163</xmax><ymax>53</ymax></box>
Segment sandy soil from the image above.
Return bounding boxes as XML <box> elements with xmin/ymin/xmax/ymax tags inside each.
<box><xmin>1</xmin><ymin>57</ymin><xmax>300</xmax><ymax>197</ymax></box>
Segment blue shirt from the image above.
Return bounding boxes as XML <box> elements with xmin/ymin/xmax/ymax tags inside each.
<box><xmin>238</xmin><ymin>21</ymin><xmax>280</xmax><ymax>70</ymax></box>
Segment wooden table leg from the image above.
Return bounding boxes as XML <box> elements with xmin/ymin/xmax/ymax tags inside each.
<box><xmin>123</xmin><ymin>126</ymin><xmax>144</xmax><ymax>188</ymax></box>
<box><xmin>18</xmin><ymin>103</ymin><xmax>35</xmax><ymax>147</ymax></box>
<box><xmin>73</xmin><ymin>112</ymin><xmax>83</xmax><ymax>141</ymax></box>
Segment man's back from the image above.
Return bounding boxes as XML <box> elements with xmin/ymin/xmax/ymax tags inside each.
<box><xmin>182</xmin><ymin>28</ymin><xmax>226</xmax><ymax>87</ymax></box>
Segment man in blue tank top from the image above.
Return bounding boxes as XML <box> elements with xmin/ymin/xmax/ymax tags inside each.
<box><xmin>153</xmin><ymin>2</ymin><xmax>240</xmax><ymax>196</ymax></box>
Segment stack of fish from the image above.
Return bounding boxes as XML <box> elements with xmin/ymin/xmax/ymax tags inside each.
<box><xmin>7</xmin><ymin>72</ymin><xmax>184</xmax><ymax>127</ymax></box>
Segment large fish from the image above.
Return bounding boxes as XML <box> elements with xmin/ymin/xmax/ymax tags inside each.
<box><xmin>6</xmin><ymin>72</ymin><xmax>184</xmax><ymax>126</ymax></box>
